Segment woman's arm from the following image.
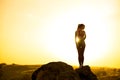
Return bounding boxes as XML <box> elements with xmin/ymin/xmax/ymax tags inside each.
<box><xmin>83</xmin><ymin>32</ymin><xmax>86</xmax><ymax>40</ymax></box>
<box><xmin>75</xmin><ymin>31</ymin><xmax>77</xmax><ymax>41</ymax></box>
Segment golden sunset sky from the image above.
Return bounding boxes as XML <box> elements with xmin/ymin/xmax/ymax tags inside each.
<box><xmin>0</xmin><ymin>0</ymin><xmax>120</xmax><ymax>68</ymax></box>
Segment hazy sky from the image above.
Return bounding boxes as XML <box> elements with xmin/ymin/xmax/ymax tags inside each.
<box><xmin>0</xmin><ymin>0</ymin><xmax>120</xmax><ymax>68</ymax></box>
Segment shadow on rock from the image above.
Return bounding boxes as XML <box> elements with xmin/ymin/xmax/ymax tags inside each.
<box><xmin>32</xmin><ymin>61</ymin><xmax>98</xmax><ymax>80</ymax></box>
<box><xmin>75</xmin><ymin>66</ymin><xmax>98</xmax><ymax>80</ymax></box>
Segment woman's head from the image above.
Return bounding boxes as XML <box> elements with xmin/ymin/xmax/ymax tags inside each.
<box><xmin>77</xmin><ymin>24</ymin><xmax>85</xmax><ymax>29</ymax></box>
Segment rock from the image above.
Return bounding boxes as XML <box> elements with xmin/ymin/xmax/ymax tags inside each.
<box><xmin>32</xmin><ymin>61</ymin><xmax>80</xmax><ymax>80</ymax></box>
<box><xmin>75</xmin><ymin>66</ymin><xmax>98</xmax><ymax>80</ymax></box>
<box><xmin>32</xmin><ymin>61</ymin><xmax>98</xmax><ymax>80</ymax></box>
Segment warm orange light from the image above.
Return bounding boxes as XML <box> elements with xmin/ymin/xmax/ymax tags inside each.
<box><xmin>0</xmin><ymin>0</ymin><xmax>120</xmax><ymax>68</ymax></box>
<box><xmin>75</xmin><ymin>36</ymin><xmax>80</xmax><ymax>43</ymax></box>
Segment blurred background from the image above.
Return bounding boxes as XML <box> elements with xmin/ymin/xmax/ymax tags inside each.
<box><xmin>0</xmin><ymin>0</ymin><xmax>120</xmax><ymax>68</ymax></box>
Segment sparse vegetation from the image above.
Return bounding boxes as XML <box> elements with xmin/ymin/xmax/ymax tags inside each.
<box><xmin>0</xmin><ymin>64</ymin><xmax>120</xmax><ymax>80</ymax></box>
<box><xmin>91</xmin><ymin>67</ymin><xmax>120</xmax><ymax>80</ymax></box>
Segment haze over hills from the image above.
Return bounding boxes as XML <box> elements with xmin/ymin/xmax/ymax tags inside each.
<box><xmin>0</xmin><ymin>62</ymin><xmax>120</xmax><ymax>80</ymax></box>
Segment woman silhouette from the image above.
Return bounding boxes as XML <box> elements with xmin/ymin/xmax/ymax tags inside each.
<box><xmin>75</xmin><ymin>24</ymin><xmax>86</xmax><ymax>67</ymax></box>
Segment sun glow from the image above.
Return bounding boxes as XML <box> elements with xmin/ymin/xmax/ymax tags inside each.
<box><xmin>41</xmin><ymin>4</ymin><xmax>114</xmax><ymax>66</ymax></box>
<box><xmin>1</xmin><ymin>0</ymin><xmax>120</xmax><ymax>68</ymax></box>
<box><xmin>38</xmin><ymin>11</ymin><xmax>115</xmax><ymax>66</ymax></box>
<box><xmin>75</xmin><ymin>36</ymin><xmax>80</xmax><ymax>43</ymax></box>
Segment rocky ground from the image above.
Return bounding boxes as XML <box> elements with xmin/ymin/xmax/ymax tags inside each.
<box><xmin>0</xmin><ymin>62</ymin><xmax>120</xmax><ymax>80</ymax></box>
<box><xmin>32</xmin><ymin>61</ymin><xmax>98</xmax><ymax>80</ymax></box>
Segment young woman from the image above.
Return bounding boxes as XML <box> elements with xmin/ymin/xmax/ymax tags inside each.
<box><xmin>75</xmin><ymin>24</ymin><xmax>86</xmax><ymax>67</ymax></box>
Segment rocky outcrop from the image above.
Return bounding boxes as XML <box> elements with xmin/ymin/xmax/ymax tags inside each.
<box><xmin>32</xmin><ymin>61</ymin><xmax>98</xmax><ymax>80</ymax></box>
<box><xmin>76</xmin><ymin>65</ymin><xmax>98</xmax><ymax>80</ymax></box>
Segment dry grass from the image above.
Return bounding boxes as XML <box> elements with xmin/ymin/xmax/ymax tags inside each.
<box><xmin>0</xmin><ymin>64</ymin><xmax>120</xmax><ymax>80</ymax></box>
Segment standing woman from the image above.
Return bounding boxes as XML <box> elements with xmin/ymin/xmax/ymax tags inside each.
<box><xmin>75</xmin><ymin>24</ymin><xmax>86</xmax><ymax>67</ymax></box>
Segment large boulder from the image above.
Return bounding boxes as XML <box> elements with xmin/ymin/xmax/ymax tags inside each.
<box><xmin>75</xmin><ymin>65</ymin><xmax>98</xmax><ymax>80</ymax></box>
<box><xmin>32</xmin><ymin>62</ymin><xmax>98</xmax><ymax>80</ymax></box>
